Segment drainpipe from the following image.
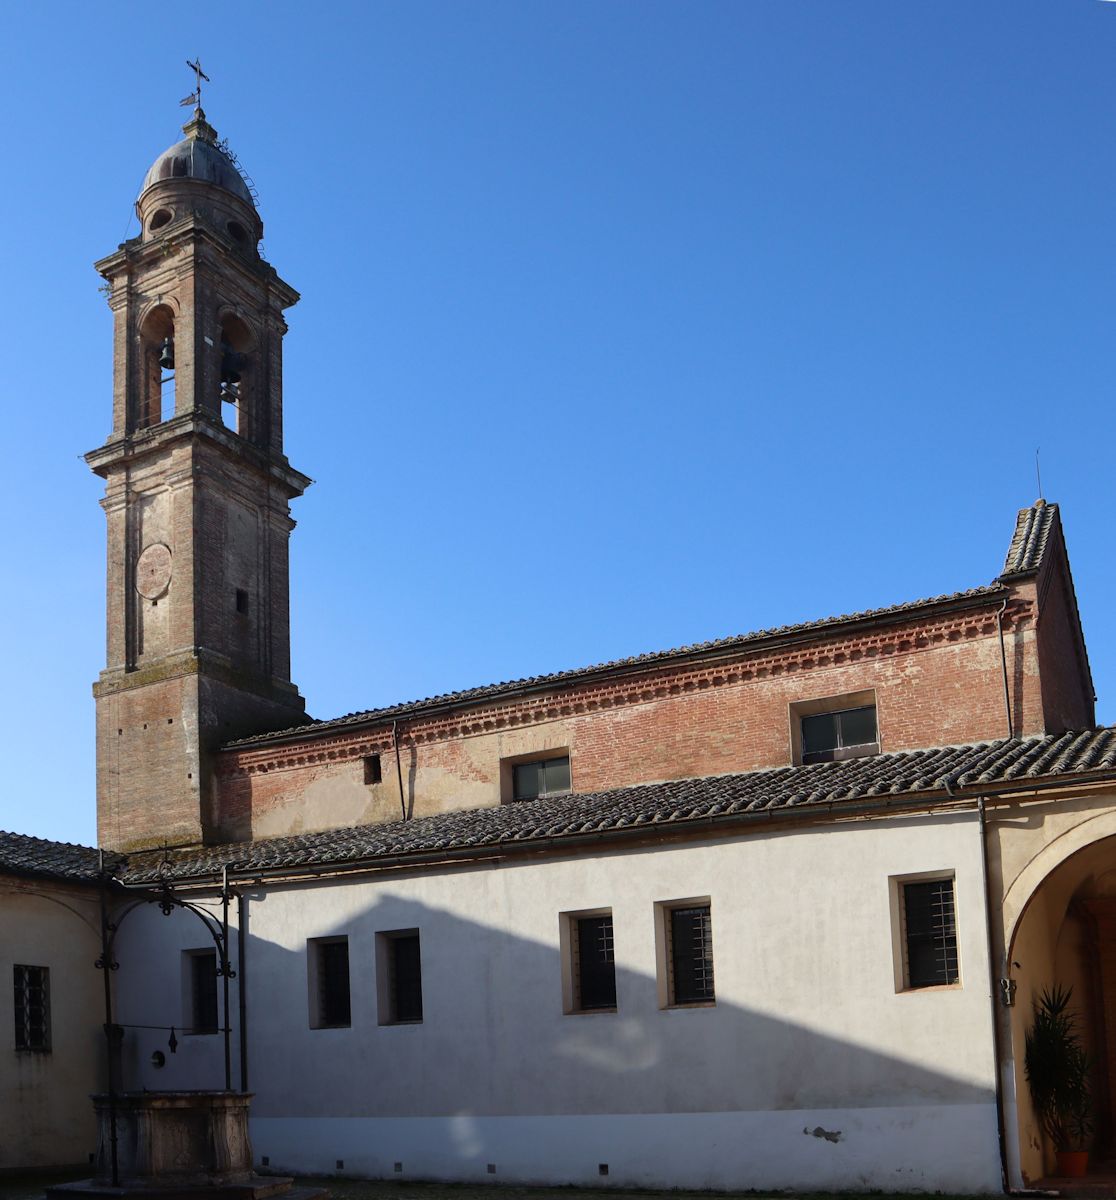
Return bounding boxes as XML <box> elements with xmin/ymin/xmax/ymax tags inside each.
<box><xmin>996</xmin><ymin>602</ymin><xmax>1013</xmax><ymax>738</ymax></box>
<box><xmin>976</xmin><ymin>790</ymin><xmax>1011</xmax><ymax>1193</ymax></box>
<box><xmin>237</xmin><ymin>891</ymin><xmax>249</xmax><ymax>1093</ymax></box>
<box><xmin>393</xmin><ymin>720</ymin><xmax>407</xmax><ymax>820</ymax></box>
<box><xmin>98</xmin><ymin>856</ymin><xmax>120</xmax><ymax>1188</ymax></box>
<box><xmin>221</xmin><ymin>868</ymin><xmax>232</xmax><ymax>1092</ymax></box>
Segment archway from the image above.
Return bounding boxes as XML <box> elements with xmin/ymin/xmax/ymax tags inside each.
<box><xmin>1007</xmin><ymin>833</ymin><xmax>1116</xmax><ymax>1183</ymax></box>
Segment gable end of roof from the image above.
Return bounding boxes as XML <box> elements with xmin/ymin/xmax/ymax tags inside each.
<box><xmin>1001</xmin><ymin>499</ymin><xmax>1059</xmax><ymax>578</ymax></box>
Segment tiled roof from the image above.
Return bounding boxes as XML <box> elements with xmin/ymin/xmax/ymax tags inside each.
<box><xmin>225</xmin><ymin>585</ymin><xmax>1005</xmax><ymax>750</ymax></box>
<box><xmin>1001</xmin><ymin>500</ymin><xmax>1059</xmax><ymax>577</ymax></box>
<box><xmin>124</xmin><ymin>729</ymin><xmax>1116</xmax><ymax>883</ymax></box>
<box><xmin>0</xmin><ymin>831</ymin><xmax>119</xmax><ymax>884</ymax></box>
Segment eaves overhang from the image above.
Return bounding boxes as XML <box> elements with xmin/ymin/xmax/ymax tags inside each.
<box><xmin>223</xmin><ymin>584</ymin><xmax>1011</xmax><ymax>753</ymax></box>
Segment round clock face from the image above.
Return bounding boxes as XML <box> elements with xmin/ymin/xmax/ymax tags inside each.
<box><xmin>136</xmin><ymin>543</ymin><xmax>172</xmax><ymax>599</ymax></box>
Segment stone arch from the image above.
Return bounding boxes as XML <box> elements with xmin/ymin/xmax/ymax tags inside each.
<box><xmin>0</xmin><ymin>885</ymin><xmax>101</xmax><ymax>937</ymax></box>
<box><xmin>1002</xmin><ymin>812</ymin><xmax>1116</xmax><ymax>1185</ymax></box>
<box><xmin>1004</xmin><ymin>808</ymin><xmax>1116</xmax><ymax>959</ymax></box>
<box><xmin>217</xmin><ymin>310</ymin><xmax>258</xmax><ymax>441</ymax></box>
<box><xmin>137</xmin><ymin>303</ymin><xmax>177</xmax><ymax>429</ymax></box>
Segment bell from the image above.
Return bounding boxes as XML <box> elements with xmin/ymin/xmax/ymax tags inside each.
<box><xmin>158</xmin><ymin>337</ymin><xmax>175</xmax><ymax>371</ymax></box>
<box><xmin>220</xmin><ymin>345</ymin><xmax>242</xmax><ymax>386</ymax></box>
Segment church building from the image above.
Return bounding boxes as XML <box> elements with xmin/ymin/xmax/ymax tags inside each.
<box><xmin>4</xmin><ymin>101</ymin><xmax>1116</xmax><ymax>1195</ymax></box>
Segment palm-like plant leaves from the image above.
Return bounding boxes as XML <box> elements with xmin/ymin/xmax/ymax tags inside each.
<box><xmin>1025</xmin><ymin>984</ymin><xmax>1094</xmax><ymax>1152</ymax></box>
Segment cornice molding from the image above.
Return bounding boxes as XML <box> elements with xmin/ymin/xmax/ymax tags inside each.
<box><xmin>216</xmin><ymin>598</ymin><xmax>1034</xmax><ymax>779</ymax></box>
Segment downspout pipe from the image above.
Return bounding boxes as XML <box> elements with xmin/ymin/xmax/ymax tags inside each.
<box><xmin>237</xmin><ymin>891</ymin><xmax>249</xmax><ymax>1094</ymax></box>
<box><xmin>996</xmin><ymin>601</ymin><xmax>1013</xmax><ymax>738</ymax></box>
<box><xmin>98</xmin><ymin>855</ymin><xmax>120</xmax><ymax>1188</ymax></box>
<box><xmin>975</xmin><ymin>789</ymin><xmax>1011</xmax><ymax>1193</ymax></box>
<box><xmin>393</xmin><ymin>719</ymin><xmax>407</xmax><ymax>820</ymax></box>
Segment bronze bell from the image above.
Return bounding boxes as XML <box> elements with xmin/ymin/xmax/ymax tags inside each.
<box><xmin>220</xmin><ymin>344</ymin><xmax>242</xmax><ymax>386</ymax></box>
<box><xmin>158</xmin><ymin>337</ymin><xmax>175</xmax><ymax>371</ymax></box>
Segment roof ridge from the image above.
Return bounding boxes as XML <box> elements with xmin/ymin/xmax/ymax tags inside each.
<box><xmin>1001</xmin><ymin>500</ymin><xmax>1059</xmax><ymax>578</ymax></box>
<box><xmin>224</xmin><ymin>584</ymin><xmax>1004</xmax><ymax>750</ymax></box>
<box><xmin>0</xmin><ymin>829</ymin><xmax>101</xmax><ymax>852</ymax></box>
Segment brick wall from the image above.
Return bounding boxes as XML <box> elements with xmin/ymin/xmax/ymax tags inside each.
<box><xmin>1032</xmin><ymin>548</ymin><xmax>1095</xmax><ymax>734</ymax></box>
<box><xmin>213</xmin><ymin>590</ymin><xmax>1052</xmax><ymax>842</ymax></box>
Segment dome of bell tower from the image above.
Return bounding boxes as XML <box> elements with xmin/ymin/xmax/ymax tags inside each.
<box><xmin>139</xmin><ymin>109</ymin><xmax>255</xmax><ymax>207</ymax></box>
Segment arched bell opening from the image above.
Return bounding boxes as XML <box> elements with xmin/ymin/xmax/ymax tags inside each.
<box><xmin>1007</xmin><ymin>833</ymin><xmax>1116</xmax><ymax>1184</ymax></box>
<box><xmin>217</xmin><ymin>314</ymin><xmax>255</xmax><ymax>441</ymax></box>
<box><xmin>137</xmin><ymin>306</ymin><xmax>176</xmax><ymax>430</ymax></box>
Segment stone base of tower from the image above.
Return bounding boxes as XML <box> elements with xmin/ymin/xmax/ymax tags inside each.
<box><xmin>95</xmin><ymin>655</ymin><xmax>307</xmax><ymax>852</ymax></box>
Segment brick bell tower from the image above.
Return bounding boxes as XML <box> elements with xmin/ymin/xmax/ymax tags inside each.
<box><xmin>88</xmin><ymin>101</ymin><xmax>310</xmax><ymax>851</ymax></box>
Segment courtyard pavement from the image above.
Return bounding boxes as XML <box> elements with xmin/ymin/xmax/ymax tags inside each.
<box><xmin>0</xmin><ymin>1169</ymin><xmax>991</xmax><ymax>1200</ymax></box>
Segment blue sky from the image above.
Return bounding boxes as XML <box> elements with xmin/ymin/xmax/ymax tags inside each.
<box><xmin>1</xmin><ymin>1</ymin><xmax>1113</xmax><ymax>843</ymax></box>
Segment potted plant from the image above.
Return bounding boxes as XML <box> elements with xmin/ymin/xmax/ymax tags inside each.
<box><xmin>1025</xmin><ymin>984</ymin><xmax>1094</xmax><ymax>1178</ymax></box>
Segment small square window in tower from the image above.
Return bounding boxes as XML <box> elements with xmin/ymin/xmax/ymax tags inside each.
<box><xmin>308</xmin><ymin>937</ymin><xmax>351</xmax><ymax>1029</ymax></box>
<box><xmin>801</xmin><ymin>705</ymin><xmax>879</xmax><ymax>764</ymax></box>
<box><xmin>377</xmin><ymin>930</ymin><xmax>423</xmax><ymax>1024</ymax></box>
<box><xmin>512</xmin><ymin>755</ymin><xmax>571</xmax><ymax>801</ymax></box>
<box><xmin>13</xmin><ymin>965</ymin><xmax>50</xmax><ymax>1052</ymax></box>
<box><xmin>901</xmin><ymin>878</ymin><xmax>959</xmax><ymax>989</ymax></box>
<box><xmin>665</xmin><ymin>904</ymin><xmax>715</xmax><ymax>1006</ymax></box>
<box><xmin>184</xmin><ymin>949</ymin><xmax>218</xmax><ymax>1034</ymax></box>
<box><xmin>573</xmin><ymin>914</ymin><xmax>617</xmax><ymax>1012</ymax></box>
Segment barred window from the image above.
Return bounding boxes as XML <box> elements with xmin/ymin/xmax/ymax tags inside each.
<box><xmin>667</xmin><ymin>904</ymin><xmax>715</xmax><ymax>1005</ymax></box>
<box><xmin>378</xmin><ymin>930</ymin><xmax>423</xmax><ymax>1024</ymax></box>
<box><xmin>574</xmin><ymin>914</ymin><xmax>617</xmax><ymax>1011</ymax></box>
<box><xmin>902</xmin><ymin>878</ymin><xmax>959</xmax><ymax>988</ymax></box>
<box><xmin>309</xmin><ymin>937</ymin><xmax>351</xmax><ymax>1029</ymax></box>
<box><xmin>14</xmin><ymin>965</ymin><xmax>50</xmax><ymax>1052</ymax></box>
<box><xmin>185</xmin><ymin>950</ymin><xmax>218</xmax><ymax>1034</ymax></box>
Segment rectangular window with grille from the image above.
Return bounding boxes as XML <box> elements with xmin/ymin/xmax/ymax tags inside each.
<box><xmin>13</xmin><ymin>964</ymin><xmax>50</xmax><ymax>1052</ymax></box>
<box><xmin>574</xmin><ymin>914</ymin><xmax>617</xmax><ymax>1011</ymax></box>
<box><xmin>186</xmin><ymin>949</ymin><xmax>218</xmax><ymax>1034</ymax></box>
<box><xmin>308</xmin><ymin>937</ymin><xmax>351</xmax><ymax>1028</ymax></box>
<box><xmin>902</xmin><ymin>878</ymin><xmax>959</xmax><ymax>989</ymax></box>
<box><xmin>666</xmin><ymin>904</ymin><xmax>715</xmax><ymax>1006</ymax></box>
<box><xmin>377</xmin><ymin>930</ymin><xmax>423</xmax><ymax>1024</ymax></box>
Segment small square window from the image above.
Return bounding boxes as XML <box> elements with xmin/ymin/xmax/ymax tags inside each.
<box><xmin>900</xmin><ymin>877</ymin><xmax>960</xmax><ymax>989</ymax></box>
<box><xmin>183</xmin><ymin>949</ymin><xmax>218</xmax><ymax>1034</ymax></box>
<box><xmin>790</xmin><ymin>692</ymin><xmax>879</xmax><ymax>765</ymax></box>
<box><xmin>235</xmin><ymin>588</ymin><xmax>249</xmax><ymax>615</ymax></box>
<box><xmin>13</xmin><ymin>965</ymin><xmax>50</xmax><ymax>1052</ymax></box>
<box><xmin>656</xmin><ymin>900</ymin><xmax>714</xmax><ymax>1007</ymax></box>
<box><xmin>512</xmin><ymin>755</ymin><xmax>571</xmax><ymax>801</ymax></box>
<box><xmin>363</xmin><ymin>754</ymin><xmax>382</xmax><ymax>785</ymax></box>
<box><xmin>801</xmin><ymin>705</ymin><xmax>878</xmax><ymax>763</ymax></box>
<box><xmin>308</xmin><ymin>937</ymin><xmax>351</xmax><ymax>1029</ymax></box>
<box><xmin>376</xmin><ymin>930</ymin><xmax>423</xmax><ymax>1024</ymax></box>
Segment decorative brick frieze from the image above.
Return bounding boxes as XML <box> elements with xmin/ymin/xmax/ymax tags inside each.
<box><xmin>216</xmin><ymin>596</ymin><xmax>1036</xmax><ymax>785</ymax></box>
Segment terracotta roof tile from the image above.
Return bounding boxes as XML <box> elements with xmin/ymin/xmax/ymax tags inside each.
<box><xmin>0</xmin><ymin>831</ymin><xmax>120</xmax><ymax>884</ymax></box>
<box><xmin>225</xmin><ymin>586</ymin><xmax>1004</xmax><ymax>750</ymax></box>
<box><xmin>124</xmin><ymin>729</ymin><xmax>1116</xmax><ymax>883</ymax></box>
<box><xmin>1001</xmin><ymin>500</ymin><xmax>1059</xmax><ymax>577</ymax></box>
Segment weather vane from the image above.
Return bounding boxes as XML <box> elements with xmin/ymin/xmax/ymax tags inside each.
<box><xmin>180</xmin><ymin>58</ymin><xmax>210</xmax><ymax>111</ymax></box>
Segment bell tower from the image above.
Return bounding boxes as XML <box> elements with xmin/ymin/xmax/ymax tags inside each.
<box><xmin>88</xmin><ymin>102</ymin><xmax>310</xmax><ymax>851</ymax></box>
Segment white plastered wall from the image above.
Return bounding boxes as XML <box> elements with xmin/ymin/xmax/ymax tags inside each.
<box><xmin>114</xmin><ymin>810</ymin><xmax>1002</xmax><ymax>1192</ymax></box>
<box><xmin>0</xmin><ymin>881</ymin><xmax>105</xmax><ymax>1169</ymax></box>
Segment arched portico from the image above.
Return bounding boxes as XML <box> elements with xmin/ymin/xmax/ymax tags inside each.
<box><xmin>1003</xmin><ymin>822</ymin><xmax>1116</xmax><ymax>1185</ymax></box>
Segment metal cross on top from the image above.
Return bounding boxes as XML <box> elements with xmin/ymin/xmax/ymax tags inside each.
<box><xmin>180</xmin><ymin>57</ymin><xmax>211</xmax><ymax>111</ymax></box>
